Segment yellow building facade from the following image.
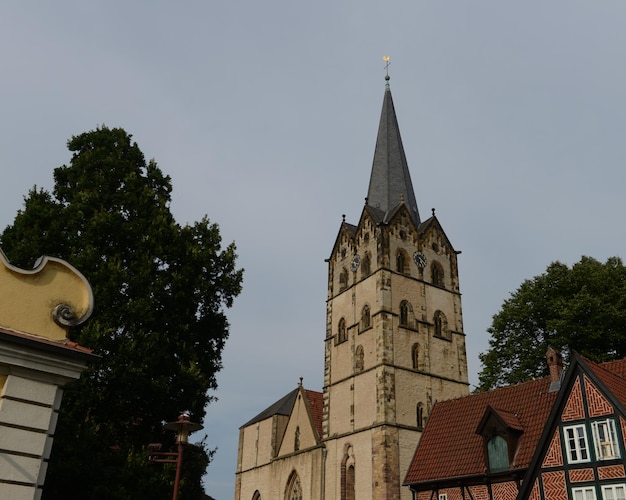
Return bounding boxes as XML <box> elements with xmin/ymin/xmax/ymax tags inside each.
<box><xmin>235</xmin><ymin>78</ymin><xmax>469</xmax><ymax>500</ymax></box>
<box><xmin>0</xmin><ymin>250</ymin><xmax>94</xmax><ymax>500</ymax></box>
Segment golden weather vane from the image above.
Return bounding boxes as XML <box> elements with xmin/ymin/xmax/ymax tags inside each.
<box><xmin>383</xmin><ymin>56</ymin><xmax>391</xmax><ymax>76</ymax></box>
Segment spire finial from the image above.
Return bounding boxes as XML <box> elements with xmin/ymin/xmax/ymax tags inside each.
<box><xmin>383</xmin><ymin>56</ymin><xmax>391</xmax><ymax>88</ymax></box>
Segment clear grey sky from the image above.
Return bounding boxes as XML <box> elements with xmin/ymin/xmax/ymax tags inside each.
<box><xmin>2</xmin><ymin>2</ymin><xmax>626</xmax><ymax>498</ymax></box>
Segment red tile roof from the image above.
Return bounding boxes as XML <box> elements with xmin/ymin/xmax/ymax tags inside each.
<box><xmin>405</xmin><ymin>356</ymin><xmax>626</xmax><ymax>487</ymax></box>
<box><xmin>404</xmin><ymin>376</ymin><xmax>557</xmax><ymax>485</ymax></box>
<box><xmin>588</xmin><ymin>357</ymin><xmax>626</xmax><ymax>407</ymax></box>
<box><xmin>305</xmin><ymin>389</ymin><xmax>323</xmax><ymax>438</ymax></box>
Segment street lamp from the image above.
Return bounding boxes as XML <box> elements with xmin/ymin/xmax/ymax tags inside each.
<box><xmin>148</xmin><ymin>412</ymin><xmax>203</xmax><ymax>500</ymax></box>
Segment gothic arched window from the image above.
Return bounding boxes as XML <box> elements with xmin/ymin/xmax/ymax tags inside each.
<box><xmin>355</xmin><ymin>345</ymin><xmax>364</xmax><ymax>373</ymax></box>
<box><xmin>339</xmin><ymin>268</ymin><xmax>349</xmax><ymax>291</ymax></box>
<box><xmin>252</xmin><ymin>491</ymin><xmax>261</xmax><ymax>500</ymax></box>
<box><xmin>417</xmin><ymin>402</ymin><xmax>425</xmax><ymax>430</ymax></box>
<box><xmin>412</xmin><ymin>343</ymin><xmax>419</xmax><ymax>370</ymax></box>
<box><xmin>341</xmin><ymin>445</ymin><xmax>356</xmax><ymax>500</ymax></box>
<box><xmin>399</xmin><ymin>301</ymin><xmax>412</xmax><ymax>327</ymax></box>
<box><xmin>361</xmin><ymin>252</ymin><xmax>371</xmax><ymax>276</ymax></box>
<box><xmin>397</xmin><ymin>250</ymin><xmax>407</xmax><ymax>274</ymax></box>
<box><xmin>345</xmin><ymin>464</ymin><xmax>355</xmax><ymax>500</ymax></box>
<box><xmin>294</xmin><ymin>426</ymin><xmax>300</xmax><ymax>452</ymax></box>
<box><xmin>361</xmin><ymin>305</ymin><xmax>371</xmax><ymax>331</ymax></box>
<box><xmin>434</xmin><ymin>310</ymin><xmax>449</xmax><ymax>339</ymax></box>
<box><xmin>337</xmin><ymin>318</ymin><xmax>347</xmax><ymax>343</ymax></box>
<box><xmin>285</xmin><ymin>471</ymin><xmax>302</xmax><ymax>500</ymax></box>
<box><xmin>431</xmin><ymin>261</ymin><xmax>444</xmax><ymax>287</ymax></box>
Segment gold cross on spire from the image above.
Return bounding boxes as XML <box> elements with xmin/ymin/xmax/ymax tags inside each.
<box><xmin>383</xmin><ymin>56</ymin><xmax>391</xmax><ymax>77</ymax></box>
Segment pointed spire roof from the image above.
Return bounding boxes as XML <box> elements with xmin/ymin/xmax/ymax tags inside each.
<box><xmin>366</xmin><ymin>76</ymin><xmax>420</xmax><ymax>225</ymax></box>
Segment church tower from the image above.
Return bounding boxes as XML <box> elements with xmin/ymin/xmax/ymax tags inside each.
<box><xmin>234</xmin><ymin>75</ymin><xmax>470</xmax><ymax>500</ymax></box>
<box><xmin>321</xmin><ymin>76</ymin><xmax>469</xmax><ymax>500</ymax></box>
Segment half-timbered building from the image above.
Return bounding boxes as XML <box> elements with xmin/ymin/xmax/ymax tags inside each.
<box><xmin>405</xmin><ymin>349</ymin><xmax>626</xmax><ymax>500</ymax></box>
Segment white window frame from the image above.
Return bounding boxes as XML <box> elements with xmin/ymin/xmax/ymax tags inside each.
<box><xmin>438</xmin><ymin>495</ymin><xmax>447</xmax><ymax>500</ymax></box>
<box><xmin>602</xmin><ymin>484</ymin><xmax>626</xmax><ymax>500</ymax></box>
<box><xmin>592</xmin><ymin>419</ymin><xmax>620</xmax><ymax>460</ymax></box>
<box><xmin>564</xmin><ymin>424</ymin><xmax>590</xmax><ymax>463</ymax></box>
<box><xmin>572</xmin><ymin>486</ymin><xmax>597</xmax><ymax>500</ymax></box>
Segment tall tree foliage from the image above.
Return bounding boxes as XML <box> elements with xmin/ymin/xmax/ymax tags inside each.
<box><xmin>1</xmin><ymin>127</ymin><xmax>243</xmax><ymax>499</ymax></box>
<box><xmin>478</xmin><ymin>256</ymin><xmax>626</xmax><ymax>392</ymax></box>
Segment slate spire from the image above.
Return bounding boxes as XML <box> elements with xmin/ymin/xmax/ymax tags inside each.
<box><xmin>366</xmin><ymin>76</ymin><xmax>420</xmax><ymax>225</ymax></box>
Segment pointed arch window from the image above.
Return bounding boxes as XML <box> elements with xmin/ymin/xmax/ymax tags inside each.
<box><xmin>345</xmin><ymin>464</ymin><xmax>355</xmax><ymax>500</ymax></box>
<box><xmin>399</xmin><ymin>300</ymin><xmax>413</xmax><ymax>328</ymax></box>
<box><xmin>337</xmin><ymin>318</ymin><xmax>347</xmax><ymax>344</ymax></box>
<box><xmin>341</xmin><ymin>445</ymin><xmax>355</xmax><ymax>500</ymax></box>
<box><xmin>252</xmin><ymin>491</ymin><xmax>261</xmax><ymax>500</ymax></box>
<box><xmin>417</xmin><ymin>402</ymin><xmax>425</xmax><ymax>430</ymax></box>
<box><xmin>433</xmin><ymin>310</ymin><xmax>449</xmax><ymax>339</ymax></box>
<box><xmin>360</xmin><ymin>305</ymin><xmax>371</xmax><ymax>331</ymax></box>
<box><xmin>361</xmin><ymin>252</ymin><xmax>371</xmax><ymax>276</ymax></box>
<box><xmin>412</xmin><ymin>343</ymin><xmax>420</xmax><ymax>370</ymax></box>
<box><xmin>294</xmin><ymin>426</ymin><xmax>300</xmax><ymax>452</ymax></box>
<box><xmin>339</xmin><ymin>268</ymin><xmax>349</xmax><ymax>291</ymax></box>
<box><xmin>355</xmin><ymin>345</ymin><xmax>364</xmax><ymax>373</ymax></box>
<box><xmin>397</xmin><ymin>250</ymin><xmax>408</xmax><ymax>274</ymax></box>
<box><xmin>431</xmin><ymin>261</ymin><xmax>444</xmax><ymax>287</ymax></box>
<box><xmin>285</xmin><ymin>471</ymin><xmax>302</xmax><ymax>500</ymax></box>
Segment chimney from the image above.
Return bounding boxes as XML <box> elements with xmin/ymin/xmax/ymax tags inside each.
<box><xmin>547</xmin><ymin>347</ymin><xmax>563</xmax><ymax>392</ymax></box>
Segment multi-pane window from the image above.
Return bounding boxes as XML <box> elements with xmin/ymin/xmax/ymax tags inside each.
<box><xmin>438</xmin><ymin>494</ymin><xmax>448</xmax><ymax>500</ymax></box>
<box><xmin>602</xmin><ymin>484</ymin><xmax>626</xmax><ymax>500</ymax></box>
<box><xmin>572</xmin><ymin>486</ymin><xmax>597</xmax><ymax>500</ymax></box>
<box><xmin>564</xmin><ymin>424</ymin><xmax>590</xmax><ymax>463</ymax></box>
<box><xmin>592</xmin><ymin>419</ymin><xmax>620</xmax><ymax>460</ymax></box>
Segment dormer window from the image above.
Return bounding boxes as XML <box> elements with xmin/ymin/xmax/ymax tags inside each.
<box><xmin>476</xmin><ymin>406</ymin><xmax>524</xmax><ymax>474</ymax></box>
<box><xmin>487</xmin><ymin>435</ymin><xmax>509</xmax><ymax>473</ymax></box>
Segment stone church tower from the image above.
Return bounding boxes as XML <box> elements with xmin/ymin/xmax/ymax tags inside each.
<box><xmin>322</xmin><ymin>75</ymin><xmax>469</xmax><ymax>499</ymax></box>
<box><xmin>235</xmin><ymin>77</ymin><xmax>469</xmax><ymax>500</ymax></box>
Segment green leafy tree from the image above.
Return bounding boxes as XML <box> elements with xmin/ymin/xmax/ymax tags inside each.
<box><xmin>0</xmin><ymin>127</ymin><xmax>243</xmax><ymax>499</ymax></box>
<box><xmin>477</xmin><ymin>256</ymin><xmax>626</xmax><ymax>392</ymax></box>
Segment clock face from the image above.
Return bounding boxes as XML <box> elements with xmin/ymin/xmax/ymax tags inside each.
<box><xmin>350</xmin><ymin>254</ymin><xmax>361</xmax><ymax>272</ymax></box>
<box><xmin>413</xmin><ymin>251</ymin><xmax>427</xmax><ymax>269</ymax></box>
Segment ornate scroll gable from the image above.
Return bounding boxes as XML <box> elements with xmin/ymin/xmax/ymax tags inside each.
<box><xmin>0</xmin><ymin>249</ymin><xmax>93</xmax><ymax>341</ymax></box>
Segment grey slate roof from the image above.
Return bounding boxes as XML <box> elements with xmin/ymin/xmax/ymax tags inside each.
<box><xmin>240</xmin><ymin>388</ymin><xmax>298</xmax><ymax>428</ymax></box>
<box><xmin>366</xmin><ymin>78</ymin><xmax>420</xmax><ymax>226</ymax></box>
